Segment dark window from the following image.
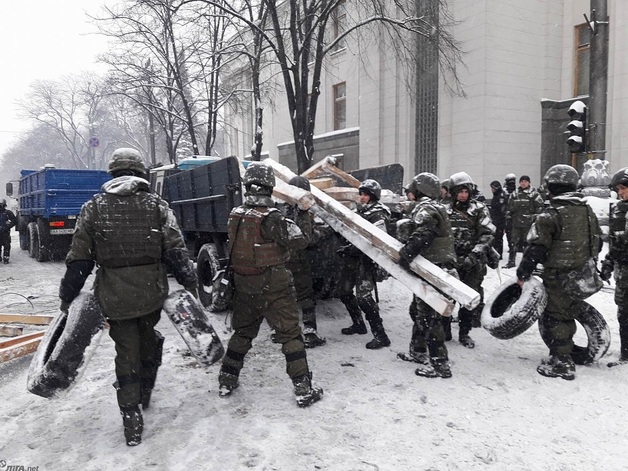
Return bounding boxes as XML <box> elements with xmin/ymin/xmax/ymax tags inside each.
<box><xmin>333</xmin><ymin>82</ymin><xmax>346</xmax><ymax>130</ymax></box>
<box><xmin>332</xmin><ymin>0</ymin><xmax>347</xmax><ymax>51</ymax></box>
<box><xmin>574</xmin><ymin>24</ymin><xmax>590</xmax><ymax>97</ymax></box>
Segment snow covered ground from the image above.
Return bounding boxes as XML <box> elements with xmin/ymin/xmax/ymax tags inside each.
<box><xmin>1</xmin><ymin>230</ymin><xmax>627</xmax><ymax>471</ymax></box>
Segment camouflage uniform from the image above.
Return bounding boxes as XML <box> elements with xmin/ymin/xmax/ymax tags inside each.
<box><xmin>337</xmin><ymin>184</ymin><xmax>392</xmax><ymax>349</ymax></box>
<box><xmin>60</xmin><ymin>176</ymin><xmax>197</xmax><ymax>409</ymax></box>
<box><xmin>506</xmin><ymin>183</ymin><xmax>544</xmax><ymax>266</ymax></box>
<box><xmin>601</xmin><ymin>168</ymin><xmax>628</xmax><ymax>366</ymax></box>
<box><xmin>517</xmin><ymin>165</ymin><xmax>601</xmax><ymax>380</ymax></box>
<box><xmin>219</xmin><ymin>163</ymin><xmax>322</xmax><ymax>407</ymax></box>
<box><xmin>398</xmin><ymin>173</ymin><xmax>457</xmax><ymax>378</ymax></box>
<box><xmin>0</xmin><ymin>200</ymin><xmax>17</xmax><ymax>263</ymax></box>
<box><xmin>448</xmin><ymin>176</ymin><xmax>495</xmax><ymax>348</ymax></box>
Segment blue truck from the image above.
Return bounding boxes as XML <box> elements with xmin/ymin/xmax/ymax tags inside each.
<box><xmin>5</xmin><ymin>165</ymin><xmax>111</xmax><ymax>262</ymax></box>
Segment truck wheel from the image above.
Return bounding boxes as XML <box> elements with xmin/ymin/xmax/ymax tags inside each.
<box><xmin>28</xmin><ymin>222</ymin><xmax>39</xmax><ymax>259</ymax></box>
<box><xmin>19</xmin><ymin>229</ymin><xmax>30</xmax><ymax>251</ymax></box>
<box><xmin>197</xmin><ymin>243</ymin><xmax>221</xmax><ymax>310</ymax></box>
<box><xmin>538</xmin><ymin>300</ymin><xmax>611</xmax><ymax>365</ymax></box>
<box><xmin>35</xmin><ymin>219</ymin><xmax>50</xmax><ymax>262</ymax></box>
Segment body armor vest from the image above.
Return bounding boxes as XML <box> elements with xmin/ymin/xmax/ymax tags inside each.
<box><xmin>544</xmin><ymin>203</ymin><xmax>599</xmax><ymax>269</ymax></box>
<box><xmin>92</xmin><ymin>192</ymin><xmax>163</xmax><ymax>267</ymax></box>
<box><xmin>448</xmin><ymin>203</ymin><xmax>478</xmax><ymax>257</ymax></box>
<box><xmin>228</xmin><ymin>206</ymin><xmax>290</xmax><ymax>275</ymax></box>
<box><xmin>413</xmin><ymin>201</ymin><xmax>456</xmax><ymax>266</ymax></box>
<box><xmin>510</xmin><ymin>189</ymin><xmax>538</xmax><ymax>227</ymax></box>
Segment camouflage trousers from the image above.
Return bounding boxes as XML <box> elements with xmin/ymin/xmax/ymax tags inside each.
<box><xmin>408</xmin><ymin>296</ymin><xmax>448</xmax><ymax>359</ymax></box>
<box><xmin>539</xmin><ymin>270</ymin><xmax>578</xmax><ymax>358</ymax></box>
<box><xmin>287</xmin><ymin>262</ymin><xmax>317</xmax><ymax>330</ymax></box>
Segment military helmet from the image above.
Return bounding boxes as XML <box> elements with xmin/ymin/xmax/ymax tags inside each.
<box><xmin>441</xmin><ymin>178</ymin><xmax>451</xmax><ymax>191</ymax></box>
<box><xmin>408</xmin><ymin>172</ymin><xmax>440</xmax><ymax>199</ymax></box>
<box><xmin>108</xmin><ymin>148</ymin><xmax>146</xmax><ymax>177</ymax></box>
<box><xmin>358</xmin><ymin>179</ymin><xmax>382</xmax><ymax>201</ymax></box>
<box><xmin>243</xmin><ymin>162</ymin><xmax>275</xmax><ymax>188</ymax></box>
<box><xmin>288</xmin><ymin>175</ymin><xmax>311</xmax><ymax>192</ymax></box>
<box><xmin>610</xmin><ymin>167</ymin><xmax>628</xmax><ymax>190</ymax></box>
<box><xmin>543</xmin><ymin>164</ymin><xmax>579</xmax><ymax>189</ymax></box>
<box><xmin>0</xmin><ymin>198</ymin><xmax>6</xmax><ymax>208</ymax></box>
<box><xmin>505</xmin><ymin>173</ymin><xmax>516</xmax><ymax>181</ymax></box>
<box><xmin>449</xmin><ymin>171</ymin><xmax>474</xmax><ymax>194</ymax></box>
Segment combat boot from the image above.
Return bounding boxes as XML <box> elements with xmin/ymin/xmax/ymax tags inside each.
<box><xmin>303</xmin><ymin>327</ymin><xmax>327</xmax><ymax>348</ymax></box>
<box><xmin>120</xmin><ymin>405</ymin><xmax>143</xmax><ymax>446</ymax></box>
<box><xmin>341</xmin><ymin>321</ymin><xmax>367</xmax><ymax>335</ymax></box>
<box><xmin>293</xmin><ymin>373</ymin><xmax>323</xmax><ymax>408</ymax></box>
<box><xmin>413</xmin><ymin>353</ymin><xmax>438</xmax><ymax>378</ymax></box>
<box><xmin>459</xmin><ymin>334</ymin><xmax>475</xmax><ymax>349</ymax></box>
<box><xmin>537</xmin><ymin>355</ymin><xmax>575</xmax><ymax>380</ymax></box>
<box><xmin>503</xmin><ymin>252</ymin><xmax>516</xmax><ymax>269</ymax></box>
<box><xmin>432</xmin><ymin>357</ymin><xmax>453</xmax><ymax>378</ymax></box>
<box><xmin>218</xmin><ymin>371</ymin><xmax>240</xmax><ymax>397</ymax></box>
<box><xmin>3</xmin><ymin>256</ymin><xmax>8</xmax><ymax>264</ymax></box>
<box><xmin>365</xmin><ymin>324</ymin><xmax>391</xmax><ymax>350</ymax></box>
<box><xmin>608</xmin><ymin>324</ymin><xmax>628</xmax><ymax>368</ymax></box>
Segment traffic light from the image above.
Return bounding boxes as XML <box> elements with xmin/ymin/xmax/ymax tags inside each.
<box><xmin>566</xmin><ymin>100</ymin><xmax>587</xmax><ymax>153</ymax></box>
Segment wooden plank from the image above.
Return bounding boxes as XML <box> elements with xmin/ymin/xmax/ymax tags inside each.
<box><xmin>0</xmin><ymin>336</ymin><xmax>44</xmax><ymax>363</ymax></box>
<box><xmin>0</xmin><ymin>314</ymin><xmax>55</xmax><ymax>325</ymax></box>
<box><xmin>301</xmin><ymin>156</ymin><xmax>335</xmax><ymax>179</ymax></box>
<box><xmin>0</xmin><ymin>325</ymin><xmax>24</xmax><ymax>337</ymax></box>
<box><xmin>309</xmin><ymin>177</ymin><xmax>335</xmax><ymax>190</ymax></box>
<box><xmin>321</xmin><ymin>159</ymin><xmax>362</xmax><ymax>188</ymax></box>
<box><xmin>0</xmin><ymin>331</ymin><xmax>45</xmax><ymax>350</ymax></box>
<box><xmin>323</xmin><ymin>187</ymin><xmax>359</xmax><ymax>202</ymax></box>
<box><xmin>267</xmin><ymin>162</ymin><xmax>458</xmax><ymax>316</ymax></box>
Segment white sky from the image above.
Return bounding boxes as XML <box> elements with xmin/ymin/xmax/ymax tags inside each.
<box><xmin>0</xmin><ymin>2</ymin><xmax>109</xmax><ymax>156</ymax></box>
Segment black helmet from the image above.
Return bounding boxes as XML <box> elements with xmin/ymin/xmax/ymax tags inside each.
<box><xmin>449</xmin><ymin>171</ymin><xmax>474</xmax><ymax>195</ymax></box>
<box><xmin>610</xmin><ymin>167</ymin><xmax>628</xmax><ymax>191</ymax></box>
<box><xmin>108</xmin><ymin>148</ymin><xmax>146</xmax><ymax>177</ymax></box>
<box><xmin>243</xmin><ymin>162</ymin><xmax>275</xmax><ymax>188</ymax></box>
<box><xmin>358</xmin><ymin>179</ymin><xmax>382</xmax><ymax>201</ymax></box>
<box><xmin>0</xmin><ymin>198</ymin><xmax>6</xmax><ymax>208</ymax></box>
<box><xmin>544</xmin><ymin>164</ymin><xmax>579</xmax><ymax>187</ymax></box>
<box><xmin>441</xmin><ymin>178</ymin><xmax>451</xmax><ymax>191</ymax></box>
<box><xmin>408</xmin><ymin>172</ymin><xmax>440</xmax><ymax>199</ymax></box>
<box><xmin>288</xmin><ymin>175</ymin><xmax>311</xmax><ymax>192</ymax></box>
<box><xmin>505</xmin><ymin>173</ymin><xmax>516</xmax><ymax>182</ymax></box>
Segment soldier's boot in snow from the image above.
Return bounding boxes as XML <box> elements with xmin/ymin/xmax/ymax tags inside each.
<box><xmin>608</xmin><ymin>324</ymin><xmax>628</xmax><ymax>368</ymax></box>
<box><xmin>413</xmin><ymin>353</ymin><xmax>438</xmax><ymax>378</ymax></box>
<box><xmin>458</xmin><ymin>333</ymin><xmax>475</xmax><ymax>349</ymax></box>
<box><xmin>397</xmin><ymin>350</ymin><xmax>426</xmax><ymax>363</ymax></box>
<box><xmin>365</xmin><ymin>323</ymin><xmax>391</xmax><ymax>350</ymax></box>
<box><xmin>303</xmin><ymin>327</ymin><xmax>327</xmax><ymax>348</ymax></box>
<box><xmin>140</xmin><ymin>330</ymin><xmax>164</xmax><ymax>409</ymax></box>
<box><xmin>503</xmin><ymin>251</ymin><xmax>516</xmax><ymax>269</ymax></box>
<box><xmin>218</xmin><ymin>371</ymin><xmax>240</xmax><ymax>397</ymax></box>
<box><xmin>432</xmin><ymin>357</ymin><xmax>453</xmax><ymax>378</ymax></box>
<box><xmin>293</xmin><ymin>373</ymin><xmax>323</xmax><ymax>408</ymax></box>
<box><xmin>537</xmin><ymin>355</ymin><xmax>575</xmax><ymax>380</ymax></box>
<box><xmin>120</xmin><ymin>405</ymin><xmax>143</xmax><ymax>446</ymax></box>
<box><xmin>3</xmin><ymin>256</ymin><xmax>8</xmax><ymax>264</ymax></box>
<box><xmin>340</xmin><ymin>296</ymin><xmax>368</xmax><ymax>335</ymax></box>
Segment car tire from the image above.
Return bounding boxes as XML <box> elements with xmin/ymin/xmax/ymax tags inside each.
<box><xmin>27</xmin><ymin>293</ymin><xmax>106</xmax><ymax>398</ymax></box>
<box><xmin>538</xmin><ymin>300</ymin><xmax>611</xmax><ymax>365</ymax></box>
<box><xmin>481</xmin><ymin>277</ymin><xmax>547</xmax><ymax>340</ymax></box>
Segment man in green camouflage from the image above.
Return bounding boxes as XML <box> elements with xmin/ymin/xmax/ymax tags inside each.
<box><xmin>336</xmin><ymin>179</ymin><xmax>392</xmax><ymax>349</ymax></box>
<box><xmin>600</xmin><ymin>167</ymin><xmax>628</xmax><ymax>367</ymax></box>
<box><xmin>447</xmin><ymin>172</ymin><xmax>495</xmax><ymax>348</ymax></box>
<box><xmin>504</xmin><ymin>175</ymin><xmax>544</xmax><ymax>268</ymax></box>
<box><xmin>285</xmin><ymin>176</ymin><xmax>326</xmax><ymax>348</ymax></box>
<box><xmin>397</xmin><ymin>173</ymin><xmax>457</xmax><ymax>378</ymax></box>
<box><xmin>218</xmin><ymin>163</ymin><xmax>323</xmax><ymax>407</ymax></box>
<box><xmin>59</xmin><ymin>148</ymin><xmax>198</xmax><ymax>446</ymax></box>
<box><xmin>517</xmin><ymin>164</ymin><xmax>602</xmax><ymax>380</ymax></box>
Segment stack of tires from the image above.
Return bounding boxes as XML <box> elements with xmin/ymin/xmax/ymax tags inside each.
<box><xmin>481</xmin><ymin>277</ymin><xmax>610</xmax><ymax>365</ymax></box>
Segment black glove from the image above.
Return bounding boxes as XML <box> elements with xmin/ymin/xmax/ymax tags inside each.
<box><xmin>337</xmin><ymin>244</ymin><xmax>359</xmax><ymax>258</ymax></box>
<box><xmin>462</xmin><ymin>255</ymin><xmax>476</xmax><ymax>272</ymax></box>
<box><xmin>600</xmin><ymin>260</ymin><xmax>614</xmax><ymax>282</ymax></box>
<box><xmin>60</xmin><ymin>300</ymin><xmax>71</xmax><ymax>314</ymax></box>
<box><xmin>398</xmin><ymin>255</ymin><xmax>411</xmax><ymax>270</ymax></box>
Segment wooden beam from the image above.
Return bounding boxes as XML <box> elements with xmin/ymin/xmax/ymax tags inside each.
<box><xmin>0</xmin><ymin>314</ymin><xmax>55</xmax><ymax>325</ymax></box>
<box><xmin>268</xmin><ymin>161</ymin><xmax>475</xmax><ymax>316</ymax></box>
<box><xmin>0</xmin><ymin>333</ymin><xmax>44</xmax><ymax>363</ymax></box>
<box><xmin>0</xmin><ymin>325</ymin><xmax>24</xmax><ymax>337</ymax></box>
<box><xmin>323</xmin><ymin>187</ymin><xmax>359</xmax><ymax>202</ymax></box>
<box><xmin>0</xmin><ymin>331</ymin><xmax>46</xmax><ymax>349</ymax></box>
<box><xmin>309</xmin><ymin>177</ymin><xmax>335</xmax><ymax>190</ymax></box>
<box><xmin>320</xmin><ymin>159</ymin><xmax>362</xmax><ymax>188</ymax></box>
<box><xmin>301</xmin><ymin>156</ymin><xmax>335</xmax><ymax>179</ymax></box>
